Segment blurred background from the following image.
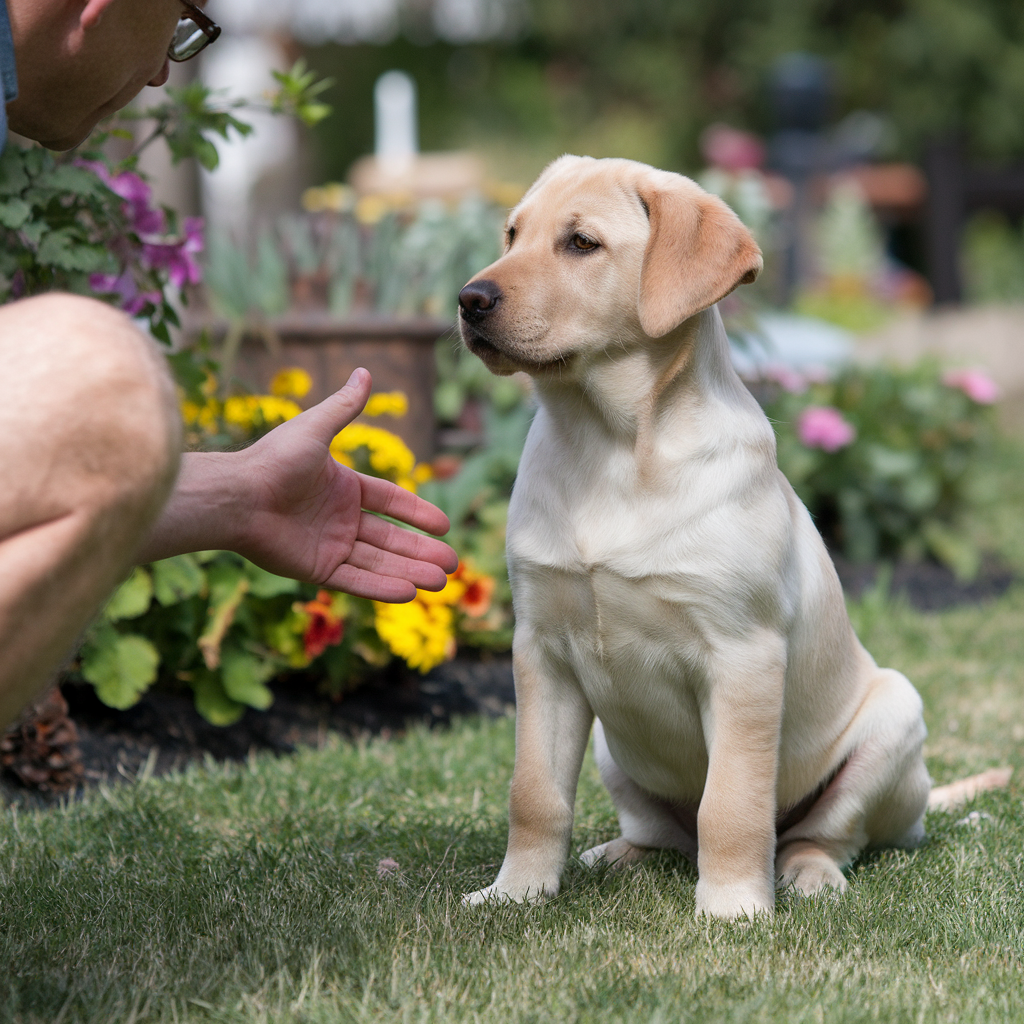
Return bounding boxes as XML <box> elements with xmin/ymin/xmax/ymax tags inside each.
<box><xmin>145</xmin><ymin>0</ymin><xmax>1024</xmax><ymax>411</ymax></box>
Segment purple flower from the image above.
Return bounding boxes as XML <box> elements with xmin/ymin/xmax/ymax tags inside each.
<box><xmin>797</xmin><ymin>405</ymin><xmax>856</xmax><ymax>452</ymax></box>
<box><xmin>942</xmin><ymin>368</ymin><xmax>999</xmax><ymax>405</ymax></box>
<box><xmin>76</xmin><ymin>159</ymin><xmax>166</xmax><ymax>236</ymax></box>
<box><xmin>89</xmin><ymin>270</ymin><xmax>162</xmax><ymax>316</ymax></box>
<box><xmin>142</xmin><ymin>218</ymin><xmax>204</xmax><ymax>288</ymax></box>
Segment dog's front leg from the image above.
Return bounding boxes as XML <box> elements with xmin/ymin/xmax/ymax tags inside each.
<box><xmin>464</xmin><ymin>643</ymin><xmax>593</xmax><ymax>905</ymax></box>
<box><xmin>694</xmin><ymin>633</ymin><xmax>786</xmax><ymax>921</ymax></box>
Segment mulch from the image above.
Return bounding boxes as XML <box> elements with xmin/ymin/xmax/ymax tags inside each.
<box><xmin>1</xmin><ymin>556</ymin><xmax>1015</xmax><ymax>805</ymax></box>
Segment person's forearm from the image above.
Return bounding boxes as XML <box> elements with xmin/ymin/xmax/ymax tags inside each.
<box><xmin>134</xmin><ymin>451</ymin><xmax>253</xmax><ymax>564</ymax></box>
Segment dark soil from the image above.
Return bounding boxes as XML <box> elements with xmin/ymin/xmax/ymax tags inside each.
<box><xmin>1</xmin><ymin>655</ymin><xmax>514</xmax><ymax>807</ymax></box>
<box><xmin>830</xmin><ymin>553</ymin><xmax>1015</xmax><ymax>611</ymax></box>
<box><xmin>1</xmin><ymin>555</ymin><xmax>1015</xmax><ymax>805</ymax></box>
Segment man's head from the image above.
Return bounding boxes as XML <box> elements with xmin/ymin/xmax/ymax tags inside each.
<box><xmin>6</xmin><ymin>0</ymin><xmax>212</xmax><ymax>150</ymax></box>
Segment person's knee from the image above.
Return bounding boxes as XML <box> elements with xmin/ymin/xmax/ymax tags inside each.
<box><xmin>0</xmin><ymin>293</ymin><xmax>181</xmax><ymax>526</ymax></box>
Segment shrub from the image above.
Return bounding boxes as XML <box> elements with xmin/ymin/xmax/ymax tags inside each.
<box><xmin>70</xmin><ymin>380</ymin><xmax>504</xmax><ymax>725</ymax></box>
<box><xmin>757</xmin><ymin>360</ymin><xmax>999</xmax><ymax>576</ymax></box>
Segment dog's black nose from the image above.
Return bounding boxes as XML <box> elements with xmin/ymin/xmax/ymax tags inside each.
<box><xmin>459</xmin><ymin>279</ymin><xmax>503</xmax><ymax>320</ymax></box>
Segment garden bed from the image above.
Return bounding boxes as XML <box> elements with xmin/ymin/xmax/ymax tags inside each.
<box><xmin>1</xmin><ymin>653</ymin><xmax>514</xmax><ymax>807</ymax></box>
<box><xmin>1</xmin><ymin>553</ymin><xmax>1015</xmax><ymax>808</ymax></box>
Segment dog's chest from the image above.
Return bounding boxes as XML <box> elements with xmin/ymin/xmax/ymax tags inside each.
<box><xmin>505</xmin><ymin>425</ymin><xmax>786</xmax><ymax>800</ymax></box>
<box><xmin>515</xmin><ymin>558</ymin><xmax>711</xmax><ymax>798</ymax></box>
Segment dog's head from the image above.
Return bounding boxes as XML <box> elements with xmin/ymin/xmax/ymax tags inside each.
<box><xmin>458</xmin><ymin>155</ymin><xmax>762</xmax><ymax>376</ymax></box>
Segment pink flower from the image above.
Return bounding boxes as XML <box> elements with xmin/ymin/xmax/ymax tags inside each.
<box><xmin>797</xmin><ymin>406</ymin><xmax>856</xmax><ymax>452</ymax></box>
<box><xmin>942</xmin><ymin>368</ymin><xmax>999</xmax><ymax>405</ymax></box>
<box><xmin>762</xmin><ymin>364</ymin><xmax>808</xmax><ymax>394</ymax></box>
<box><xmin>700</xmin><ymin>123</ymin><xmax>766</xmax><ymax>172</ymax></box>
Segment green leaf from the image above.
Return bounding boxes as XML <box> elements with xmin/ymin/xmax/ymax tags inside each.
<box><xmin>244</xmin><ymin>562</ymin><xmax>301</xmax><ymax>599</ymax></box>
<box><xmin>191</xmin><ymin>671</ymin><xmax>245</xmax><ymax>726</ymax></box>
<box><xmin>0</xmin><ymin>149</ymin><xmax>30</xmax><ymax>194</ymax></box>
<box><xmin>198</xmin><ymin>559</ymin><xmax>249</xmax><ymax>669</ymax></box>
<box><xmin>0</xmin><ymin>198</ymin><xmax>31</xmax><ymax>229</ymax></box>
<box><xmin>296</xmin><ymin>102</ymin><xmax>332</xmax><ymax>128</ymax></box>
<box><xmin>219</xmin><ymin>647</ymin><xmax>275</xmax><ymax>710</ymax></box>
<box><xmin>19</xmin><ymin>220</ymin><xmax>45</xmax><ymax>246</ymax></box>
<box><xmin>36</xmin><ymin>228</ymin><xmax>113</xmax><ymax>272</ymax></box>
<box><xmin>81</xmin><ymin>629</ymin><xmax>160</xmax><ymax>709</ymax></box>
<box><xmin>151</xmin><ymin>555</ymin><xmax>206</xmax><ymax>606</ymax></box>
<box><xmin>193</xmin><ymin>138</ymin><xmax>220</xmax><ymax>172</ymax></box>
<box><xmin>41</xmin><ymin>164</ymin><xmax>111</xmax><ymax>199</ymax></box>
<box><xmin>103</xmin><ymin>567</ymin><xmax>154</xmax><ymax>622</ymax></box>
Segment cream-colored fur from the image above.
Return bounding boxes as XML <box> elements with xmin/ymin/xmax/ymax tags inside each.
<box><xmin>457</xmin><ymin>155</ymin><xmax>932</xmax><ymax>921</ymax></box>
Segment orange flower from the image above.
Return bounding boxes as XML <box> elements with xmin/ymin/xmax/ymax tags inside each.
<box><xmin>453</xmin><ymin>563</ymin><xmax>496</xmax><ymax>618</ymax></box>
<box><xmin>301</xmin><ymin>589</ymin><xmax>345</xmax><ymax>660</ymax></box>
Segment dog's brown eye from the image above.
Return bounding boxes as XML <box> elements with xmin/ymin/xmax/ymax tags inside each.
<box><xmin>571</xmin><ymin>233</ymin><xmax>598</xmax><ymax>251</ymax></box>
<box><xmin>506</xmin><ymin>226</ymin><xmax>516</xmax><ymax>247</ymax></box>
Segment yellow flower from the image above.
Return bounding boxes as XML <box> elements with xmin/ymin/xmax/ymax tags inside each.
<box><xmin>330</xmin><ymin>423</ymin><xmax>416</xmax><ymax>480</ymax></box>
<box><xmin>373</xmin><ymin>598</ymin><xmax>456</xmax><ymax>673</ymax></box>
<box><xmin>181</xmin><ymin>397</ymin><xmax>221</xmax><ymax>433</ymax></box>
<box><xmin>222</xmin><ymin>395</ymin><xmax>302</xmax><ymax>432</ymax></box>
<box><xmin>302</xmin><ymin>182</ymin><xmax>354</xmax><ymax>213</ymax></box>
<box><xmin>257</xmin><ymin>396</ymin><xmax>302</xmax><ymax>424</ymax></box>
<box><xmin>270</xmin><ymin>367</ymin><xmax>313</xmax><ymax>399</ymax></box>
<box><xmin>223</xmin><ymin>395</ymin><xmax>261</xmax><ymax>430</ymax></box>
<box><xmin>180</xmin><ymin>399</ymin><xmax>201</xmax><ymax>426</ymax></box>
<box><xmin>417</xmin><ymin>573</ymin><xmax>467</xmax><ymax>607</ymax></box>
<box><xmin>412</xmin><ymin>463</ymin><xmax>434</xmax><ymax>484</ymax></box>
<box><xmin>364</xmin><ymin>391</ymin><xmax>409</xmax><ymax>418</ymax></box>
<box><xmin>355</xmin><ymin>194</ymin><xmax>391</xmax><ymax>225</ymax></box>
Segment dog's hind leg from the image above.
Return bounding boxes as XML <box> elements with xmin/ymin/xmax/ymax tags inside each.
<box><xmin>580</xmin><ymin>719</ymin><xmax>698</xmax><ymax>869</ymax></box>
<box><xmin>776</xmin><ymin>668</ymin><xmax>930</xmax><ymax>896</ymax></box>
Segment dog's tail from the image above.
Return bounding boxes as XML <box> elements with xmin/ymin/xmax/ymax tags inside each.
<box><xmin>927</xmin><ymin>767</ymin><xmax>1013</xmax><ymax>812</ymax></box>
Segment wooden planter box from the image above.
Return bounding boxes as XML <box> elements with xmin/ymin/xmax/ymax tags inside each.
<box><xmin>199</xmin><ymin>312</ymin><xmax>453</xmax><ymax>462</ymax></box>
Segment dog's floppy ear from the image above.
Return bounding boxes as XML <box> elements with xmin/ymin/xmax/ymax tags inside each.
<box><xmin>636</xmin><ymin>172</ymin><xmax>763</xmax><ymax>338</ymax></box>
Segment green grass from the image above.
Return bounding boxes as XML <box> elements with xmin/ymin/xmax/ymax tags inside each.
<box><xmin>3</xmin><ymin>441</ymin><xmax>1024</xmax><ymax>1023</ymax></box>
<box><xmin>2</xmin><ymin>587</ymin><xmax>1024</xmax><ymax>1023</ymax></box>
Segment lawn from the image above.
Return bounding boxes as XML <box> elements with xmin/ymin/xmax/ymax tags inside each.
<box><xmin>3</xmin><ymin>447</ymin><xmax>1024</xmax><ymax>1023</ymax></box>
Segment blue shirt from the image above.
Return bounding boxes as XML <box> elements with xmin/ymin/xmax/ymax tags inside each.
<box><xmin>0</xmin><ymin>0</ymin><xmax>18</xmax><ymax>152</ymax></box>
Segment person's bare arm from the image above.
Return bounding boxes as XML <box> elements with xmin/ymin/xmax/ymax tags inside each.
<box><xmin>137</xmin><ymin>368</ymin><xmax>458</xmax><ymax>602</ymax></box>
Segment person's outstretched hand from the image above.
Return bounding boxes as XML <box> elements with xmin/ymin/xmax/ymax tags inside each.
<box><xmin>139</xmin><ymin>368</ymin><xmax>458</xmax><ymax>602</ymax></box>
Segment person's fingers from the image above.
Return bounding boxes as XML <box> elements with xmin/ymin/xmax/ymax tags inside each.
<box><xmin>322</xmin><ymin>563</ymin><xmax>417</xmax><ymax>603</ymax></box>
<box><xmin>357</xmin><ymin>511</ymin><xmax>457</xmax><ymax>576</ymax></box>
<box><xmin>344</xmin><ymin>540</ymin><xmax>449</xmax><ymax>591</ymax></box>
<box><xmin>288</xmin><ymin>368</ymin><xmax>373</xmax><ymax>445</ymax></box>
<box><xmin>359</xmin><ymin>474</ymin><xmax>452</xmax><ymax>537</ymax></box>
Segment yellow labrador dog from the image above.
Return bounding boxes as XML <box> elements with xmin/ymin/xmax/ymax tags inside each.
<box><xmin>456</xmin><ymin>155</ymin><xmax>934</xmax><ymax>921</ymax></box>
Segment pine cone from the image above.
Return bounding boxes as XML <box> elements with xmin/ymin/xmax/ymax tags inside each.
<box><xmin>1</xmin><ymin>685</ymin><xmax>84</xmax><ymax>793</ymax></box>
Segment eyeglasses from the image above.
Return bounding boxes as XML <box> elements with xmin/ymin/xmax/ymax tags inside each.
<box><xmin>169</xmin><ymin>0</ymin><xmax>221</xmax><ymax>62</ymax></box>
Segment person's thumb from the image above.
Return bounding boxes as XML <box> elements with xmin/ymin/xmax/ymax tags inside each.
<box><xmin>298</xmin><ymin>368</ymin><xmax>373</xmax><ymax>444</ymax></box>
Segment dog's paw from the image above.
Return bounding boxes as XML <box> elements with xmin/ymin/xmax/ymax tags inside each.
<box><xmin>776</xmin><ymin>843</ymin><xmax>847</xmax><ymax>897</ymax></box>
<box><xmin>461</xmin><ymin>882</ymin><xmax>553</xmax><ymax>907</ymax></box>
<box><xmin>777</xmin><ymin>858</ymin><xmax>847</xmax><ymax>897</ymax></box>
<box><xmin>694</xmin><ymin>878</ymin><xmax>774</xmax><ymax>921</ymax></box>
<box><xmin>580</xmin><ymin>837</ymin><xmax>651</xmax><ymax>870</ymax></box>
